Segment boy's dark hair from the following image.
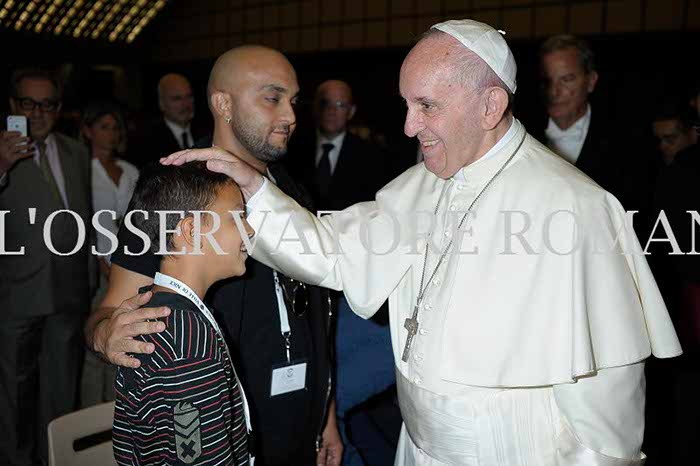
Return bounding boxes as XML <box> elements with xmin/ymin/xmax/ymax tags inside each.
<box><xmin>130</xmin><ymin>162</ymin><xmax>235</xmax><ymax>254</ymax></box>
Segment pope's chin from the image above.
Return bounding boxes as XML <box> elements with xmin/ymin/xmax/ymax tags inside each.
<box><xmin>422</xmin><ymin>147</ymin><xmax>449</xmax><ymax>177</ymax></box>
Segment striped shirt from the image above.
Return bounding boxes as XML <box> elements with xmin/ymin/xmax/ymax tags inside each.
<box><xmin>113</xmin><ymin>292</ymin><xmax>249</xmax><ymax>465</ymax></box>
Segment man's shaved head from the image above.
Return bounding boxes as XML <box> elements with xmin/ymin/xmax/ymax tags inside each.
<box><xmin>208</xmin><ymin>45</ymin><xmax>299</xmax><ymax>167</ymax></box>
<box><xmin>207</xmin><ymin>45</ymin><xmax>296</xmax><ymax>103</ymax></box>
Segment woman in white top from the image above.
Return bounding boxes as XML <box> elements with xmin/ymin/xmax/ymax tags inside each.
<box><xmin>80</xmin><ymin>100</ymin><xmax>139</xmax><ymax>406</ymax></box>
<box><xmin>82</xmin><ymin>101</ymin><xmax>139</xmax><ymax>274</ymax></box>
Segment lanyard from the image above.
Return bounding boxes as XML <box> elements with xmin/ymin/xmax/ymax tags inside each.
<box><xmin>153</xmin><ymin>272</ymin><xmax>253</xmax><ymax>435</ymax></box>
<box><xmin>273</xmin><ymin>271</ymin><xmax>293</xmax><ymax>363</ymax></box>
<box><xmin>265</xmin><ymin>171</ymin><xmax>293</xmax><ymax>363</ymax></box>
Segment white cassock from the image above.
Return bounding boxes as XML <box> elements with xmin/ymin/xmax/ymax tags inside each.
<box><xmin>246</xmin><ymin>119</ymin><xmax>682</xmax><ymax>465</ymax></box>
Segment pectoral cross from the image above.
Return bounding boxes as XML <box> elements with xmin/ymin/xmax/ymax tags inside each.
<box><xmin>401</xmin><ymin>305</ymin><xmax>420</xmax><ymax>362</ymax></box>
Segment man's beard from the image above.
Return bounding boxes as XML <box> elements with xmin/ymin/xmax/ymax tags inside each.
<box><xmin>231</xmin><ymin>113</ymin><xmax>288</xmax><ymax>163</ymax></box>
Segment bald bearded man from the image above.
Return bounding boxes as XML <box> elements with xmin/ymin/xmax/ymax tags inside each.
<box><xmin>163</xmin><ymin>21</ymin><xmax>682</xmax><ymax>466</ymax></box>
<box><xmin>86</xmin><ymin>47</ymin><xmax>342</xmax><ymax>466</ymax></box>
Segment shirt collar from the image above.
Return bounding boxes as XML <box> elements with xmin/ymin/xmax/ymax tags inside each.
<box><xmin>164</xmin><ymin>117</ymin><xmax>191</xmax><ymax>135</ymax></box>
<box><xmin>318</xmin><ymin>130</ymin><xmax>346</xmax><ymax>149</ymax></box>
<box><xmin>453</xmin><ymin>118</ymin><xmax>518</xmax><ymax>182</ymax></box>
<box><xmin>545</xmin><ymin>105</ymin><xmax>591</xmax><ymax>141</ymax></box>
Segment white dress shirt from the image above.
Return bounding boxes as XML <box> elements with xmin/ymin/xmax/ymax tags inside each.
<box><xmin>164</xmin><ymin>118</ymin><xmax>193</xmax><ymax>150</ymax></box>
<box><xmin>545</xmin><ymin>105</ymin><xmax>591</xmax><ymax>165</ymax></box>
<box><xmin>315</xmin><ymin>131</ymin><xmax>346</xmax><ymax>176</ymax></box>
<box><xmin>92</xmin><ymin>158</ymin><xmax>139</xmax><ymax>262</ymax></box>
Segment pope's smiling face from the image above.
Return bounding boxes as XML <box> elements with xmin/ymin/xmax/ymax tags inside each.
<box><xmin>400</xmin><ymin>35</ymin><xmax>486</xmax><ymax>179</ymax></box>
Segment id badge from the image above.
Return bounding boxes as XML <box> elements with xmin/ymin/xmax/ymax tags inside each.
<box><xmin>270</xmin><ymin>360</ymin><xmax>307</xmax><ymax>397</ymax></box>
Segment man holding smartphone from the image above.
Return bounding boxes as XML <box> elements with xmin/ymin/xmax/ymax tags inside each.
<box><xmin>0</xmin><ymin>68</ymin><xmax>93</xmax><ymax>466</ymax></box>
<box><xmin>0</xmin><ymin>121</ymin><xmax>33</xmax><ymax>177</ymax></box>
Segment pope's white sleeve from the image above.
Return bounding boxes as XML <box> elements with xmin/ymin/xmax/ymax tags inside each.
<box><xmin>246</xmin><ymin>180</ymin><xmax>413</xmax><ymax>317</ymax></box>
<box><xmin>553</xmin><ymin>361</ymin><xmax>646</xmax><ymax>465</ymax></box>
<box><xmin>245</xmin><ymin>176</ymin><xmax>269</xmax><ymax>213</ymax></box>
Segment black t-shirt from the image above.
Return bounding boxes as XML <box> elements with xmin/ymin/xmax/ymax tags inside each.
<box><xmin>111</xmin><ymin>184</ymin><xmax>320</xmax><ymax>466</ymax></box>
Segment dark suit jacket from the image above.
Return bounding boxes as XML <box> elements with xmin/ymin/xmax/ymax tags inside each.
<box><xmin>532</xmin><ymin>111</ymin><xmax>658</xmax><ymax>218</ymax></box>
<box><xmin>285</xmin><ymin>131</ymin><xmax>395</xmax><ymax>211</ymax></box>
<box><xmin>0</xmin><ymin>132</ymin><xmax>93</xmax><ymax>317</ymax></box>
<box><xmin>131</xmin><ymin>118</ymin><xmax>204</xmax><ymax>168</ymax></box>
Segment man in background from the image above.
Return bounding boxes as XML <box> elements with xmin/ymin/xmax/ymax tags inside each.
<box><xmin>287</xmin><ymin>80</ymin><xmax>401</xmax><ymax>465</ymax></box>
<box><xmin>0</xmin><ymin>68</ymin><xmax>93</xmax><ymax>466</ymax></box>
<box><xmin>652</xmin><ymin>101</ymin><xmax>698</xmax><ymax>166</ymax></box>
<box><xmin>135</xmin><ymin>73</ymin><xmax>200</xmax><ymax>166</ymax></box>
<box><xmin>538</xmin><ymin>34</ymin><xmax>655</xmax><ymax>226</ymax></box>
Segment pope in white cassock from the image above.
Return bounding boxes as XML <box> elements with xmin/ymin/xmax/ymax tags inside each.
<box><xmin>163</xmin><ymin>19</ymin><xmax>682</xmax><ymax>466</ymax></box>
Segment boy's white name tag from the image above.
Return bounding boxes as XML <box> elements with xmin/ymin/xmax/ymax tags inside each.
<box><xmin>270</xmin><ymin>362</ymin><xmax>307</xmax><ymax>397</ymax></box>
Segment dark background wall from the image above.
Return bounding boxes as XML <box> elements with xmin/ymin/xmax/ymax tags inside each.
<box><xmin>0</xmin><ymin>0</ymin><xmax>698</xmax><ymax>152</ymax></box>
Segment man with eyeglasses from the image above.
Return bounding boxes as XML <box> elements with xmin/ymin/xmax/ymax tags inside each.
<box><xmin>288</xmin><ymin>80</ymin><xmax>393</xmax><ymax>212</ymax></box>
<box><xmin>0</xmin><ymin>68</ymin><xmax>93</xmax><ymax>466</ymax></box>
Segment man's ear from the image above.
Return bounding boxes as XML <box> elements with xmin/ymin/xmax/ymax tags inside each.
<box><xmin>210</xmin><ymin>92</ymin><xmax>233</xmax><ymax>121</ymax></box>
<box><xmin>586</xmin><ymin>71</ymin><xmax>599</xmax><ymax>94</ymax></box>
<box><xmin>482</xmin><ymin>87</ymin><xmax>509</xmax><ymax>130</ymax></box>
<box><xmin>348</xmin><ymin>104</ymin><xmax>357</xmax><ymax>121</ymax></box>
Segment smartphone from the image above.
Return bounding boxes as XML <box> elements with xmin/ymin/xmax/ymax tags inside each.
<box><xmin>7</xmin><ymin>115</ymin><xmax>28</xmax><ymax>137</ymax></box>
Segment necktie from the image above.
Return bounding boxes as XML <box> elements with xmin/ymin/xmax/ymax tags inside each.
<box><xmin>316</xmin><ymin>143</ymin><xmax>334</xmax><ymax>199</ymax></box>
<box><xmin>37</xmin><ymin>140</ymin><xmax>64</xmax><ymax>207</ymax></box>
<box><xmin>181</xmin><ymin>131</ymin><xmax>191</xmax><ymax>149</ymax></box>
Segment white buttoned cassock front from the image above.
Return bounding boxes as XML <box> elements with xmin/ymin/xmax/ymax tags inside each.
<box><xmin>246</xmin><ymin>119</ymin><xmax>682</xmax><ymax>465</ymax></box>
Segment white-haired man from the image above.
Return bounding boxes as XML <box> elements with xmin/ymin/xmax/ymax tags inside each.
<box><xmin>163</xmin><ymin>21</ymin><xmax>681</xmax><ymax>466</ymax></box>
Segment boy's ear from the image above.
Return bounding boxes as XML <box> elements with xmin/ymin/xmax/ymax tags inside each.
<box><xmin>175</xmin><ymin>216</ymin><xmax>197</xmax><ymax>249</ymax></box>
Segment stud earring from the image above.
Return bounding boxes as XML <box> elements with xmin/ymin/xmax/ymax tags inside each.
<box><xmin>225</xmin><ymin>116</ymin><xmax>231</xmax><ymax>124</ymax></box>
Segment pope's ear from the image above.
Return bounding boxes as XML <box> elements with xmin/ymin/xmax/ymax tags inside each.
<box><xmin>210</xmin><ymin>92</ymin><xmax>233</xmax><ymax>121</ymax></box>
<box><xmin>482</xmin><ymin>87</ymin><xmax>509</xmax><ymax>130</ymax></box>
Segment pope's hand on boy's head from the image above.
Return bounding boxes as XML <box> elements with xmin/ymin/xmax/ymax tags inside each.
<box><xmin>160</xmin><ymin>147</ymin><xmax>265</xmax><ymax>201</ymax></box>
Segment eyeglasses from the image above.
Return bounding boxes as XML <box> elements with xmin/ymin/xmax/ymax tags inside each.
<box><xmin>319</xmin><ymin>98</ymin><xmax>352</xmax><ymax>111</ymax></box>
<box><xmin>13</xmin><ymin>96</ymin><xmax>60</xmax><ymax>112</ymax></box>
<box><xmin>278</xmin><ymin>273</ymin><xmax>309</xmax><ymax>317</ymax></box>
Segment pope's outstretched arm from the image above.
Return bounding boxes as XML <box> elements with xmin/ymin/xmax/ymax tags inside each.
<box><xmin>162</xmin><ymin>147</ymin><xmax>412</xmax><ymax>317</ymax></box>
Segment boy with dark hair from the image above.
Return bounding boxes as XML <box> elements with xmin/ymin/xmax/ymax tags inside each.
<box><xmin>112</xmin><ymin>162</ymin><xmax>254</xmax><ymax>466</ymax></box>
